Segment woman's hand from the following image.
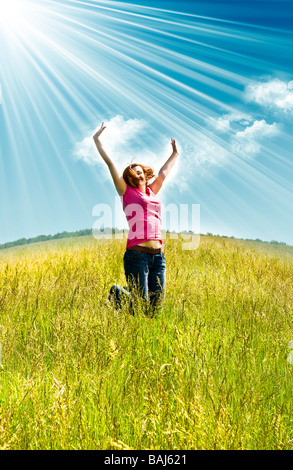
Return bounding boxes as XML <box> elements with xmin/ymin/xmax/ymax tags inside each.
<box><xmin>171</xmin><ymin>138</ymin><xmax>179</xmax><ymax>155</ymax></box>
<box><xmin>93</xmin><ymin>122</ymin><xmax>106</xmax><ymax>141</ymax></box>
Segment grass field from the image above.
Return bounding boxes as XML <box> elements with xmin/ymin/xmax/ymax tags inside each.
<box><xmin>0</xmin><ymin>233</ymin><xmax>293</xmax><ymax>450</ymax></box>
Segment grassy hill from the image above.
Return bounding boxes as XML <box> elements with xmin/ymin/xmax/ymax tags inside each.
<box><xmin>0</xmin><ymin>233</ymin><xmax>293</xmax><ymax>449</ymax></box>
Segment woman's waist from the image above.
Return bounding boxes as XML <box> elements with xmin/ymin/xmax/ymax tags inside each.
<box><xmin>126</xmin><ymin>236</ymin><xmax>163</xmax><ymax>249</ymax></box>
<box><xmin>135</xmin><ymin>240</ymin><xmax>162</xmax><ymax>248</ymax></box>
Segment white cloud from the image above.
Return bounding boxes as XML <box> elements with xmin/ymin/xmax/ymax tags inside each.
<box><xmin>194</xmin><ymin>140</ymin><xmax>229</xmax><ymax>165</ymax></box>
<box><xmin>209</xmin><ymin>115</ymin><xmax>231</xmax><ymax>133</ymax></box>
<box><xmin>180</xmin><ymin>137</ymin><xmax>231</xmax><ymax>172</ymax></box>
<box><xmin>245</xmin><ymin>79</ymin><xmax>293</xmax><ymax>113</ymax></box>
<box><xmin>232</xmin><ymin>119</ymin><xmax>279</xmax><ymax>156</ymax></box>
<box><xmin>74</xmin><ymin>115</ymin><xmax>148</xmax><ymax>166</ymax></box>
<box><xmin>74</xmin><ymin>134</ymin><xmax>97</xmax><ymax>166</ymax></box>
<box><xmin>100</xmin><ymin>115</ymin><xmax>147</xmax><ymax>153</ymax></box>
<box><xmin>207</xmin><ymin>112</ymin><xmax>280</xmax><ymax>159</ymax></box>
<box><xmin>176</xmin><ymin>78</ymin><xmax>287</xmax><ymax>173</ymax></box>
<box><xmin>235</xmin><ymin>119</ymin><xmax>278</xmax><ymax>139</ymax></box>
<box><xmin>232</xmin><ymin>140</ymin><xmax>262</xmax><ymax>156</ymax></box>
<box><xmin>208</xmin><ymin>112</ymin><xmax>253</xmax><ymax>133</ymax></box>
<box><xmin>179</xmin><ymin>115</ymin><xmax>279</xmax><ymax>173</ymax></box>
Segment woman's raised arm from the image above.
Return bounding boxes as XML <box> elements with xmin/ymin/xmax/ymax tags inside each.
<box><xmin>149</xmin><ymin>138</ymin><xmax>179</xmax><ymax>195</ymax></box>
<box><xmin>93</xmin><ymin>123</ymin><xmax>127</xmax><ymax>196</ymax></box>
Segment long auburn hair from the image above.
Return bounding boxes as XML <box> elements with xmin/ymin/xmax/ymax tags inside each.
<box><xmin>123</xmin><ymin>163</ymin><xmax>156</xmax><ymax>188</ymax></box>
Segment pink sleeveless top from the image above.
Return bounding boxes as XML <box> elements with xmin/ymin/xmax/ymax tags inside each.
<box><xmin>121</xmin><ymin>184</ymin><xmax>163</xmax><ymax>249</ymax></box>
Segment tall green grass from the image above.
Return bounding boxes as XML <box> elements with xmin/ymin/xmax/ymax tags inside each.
<box><xmin>0</xmin><ymin>234</ymin><xmax>293</xmax><ymax>449</ymax></box>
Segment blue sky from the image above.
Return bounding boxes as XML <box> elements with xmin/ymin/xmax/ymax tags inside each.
<box><xmin>1</xmin><ymin>0</ymin><xmax>293</xmax><ymax>245</ymax></box>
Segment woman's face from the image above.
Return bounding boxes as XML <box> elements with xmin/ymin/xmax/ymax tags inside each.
<box><xmin>131</xmin><ymin>165</ymin><xmax>146</xmax><ymax>186</ymax></box>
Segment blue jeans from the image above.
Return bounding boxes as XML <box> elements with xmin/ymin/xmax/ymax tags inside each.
<box><xmin>109</xmin><ymin>250</ymin><xmax>166</xmax><ymax>315</ymax></box>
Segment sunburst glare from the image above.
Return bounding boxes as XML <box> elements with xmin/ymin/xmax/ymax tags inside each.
<box><xmin>0</xmin><ymin>0</ymin><xmax>37</xmax><ymax>33</ymax></box>
<box><xmin>0</xmin><ymin>0</ymin><xmax>25</xmax><ymax>25</ymax></box>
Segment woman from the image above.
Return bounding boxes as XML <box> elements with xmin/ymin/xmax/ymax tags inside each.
<box><xmin>93</xmin><ymin>122</ymin><xmax>179</xmax><ymax>315</ymax></box>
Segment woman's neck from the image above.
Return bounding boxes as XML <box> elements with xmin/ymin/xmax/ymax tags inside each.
<box><xmin>138</xmin><ymin>183</ymin><xmax>146</xmax><ymax>193</ymax></box>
